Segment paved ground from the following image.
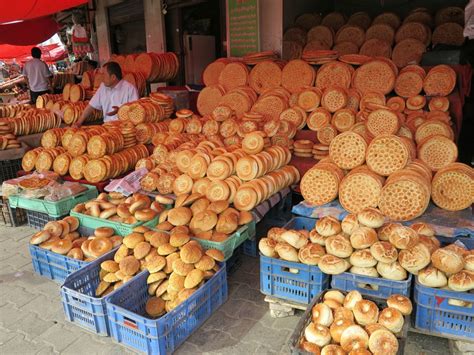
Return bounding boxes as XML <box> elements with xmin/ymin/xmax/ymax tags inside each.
<box><xmin>0</xmin><ymin>223</ymin><xmax>456</xmax><ymax>354</ymax></box>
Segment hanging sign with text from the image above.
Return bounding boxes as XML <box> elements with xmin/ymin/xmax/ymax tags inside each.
<box><xmin>227</xmin><ymin>0</ymin><xmax>260</xmax><ymax>57</ymax></box>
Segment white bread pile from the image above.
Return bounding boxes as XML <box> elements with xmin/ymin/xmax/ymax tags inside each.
<box><xmin>259</xmin><ymin>207</ymin><xmax>473</xmax><ymax>292</ymax></box>
<box><xmin>300</xmin><ymin>290</ymin><xmax>412</xmax><ymax>354</ymax></box>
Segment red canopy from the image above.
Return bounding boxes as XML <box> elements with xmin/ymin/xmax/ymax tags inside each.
<box><xmin>0</xmin><ymin>0</ymin><xmax>88</xmax><ymax>24</ymax></box>
<box><xmin>0</xmin><ymin>43</ymin><xmax>67</xmax><ymax>62</ymax></box>
<box><xmin>0</xmin><ymin>16</ymin><xmax>59</xmax><ymax>45</ymax></box>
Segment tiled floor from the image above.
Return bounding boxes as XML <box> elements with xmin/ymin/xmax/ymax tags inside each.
<box><xmin>0</xmin><ymin>223</ymin><xmax>455</xmax><ymax>354</ymax></box>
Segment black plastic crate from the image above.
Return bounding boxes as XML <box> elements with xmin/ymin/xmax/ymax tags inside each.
<box><xmin>0</xmin><ymin>158</ymin><xmax>22</xmax><ymax>184</ymax></box>
<box><xmin>0</xmin><ymin>197</ymin><xmax>26</xmax><ymax>227</ymax></box>
<box><xmin>26</xmin><ymin>209</ymin><xmax>65</xmax><ymax>230</ymax></box>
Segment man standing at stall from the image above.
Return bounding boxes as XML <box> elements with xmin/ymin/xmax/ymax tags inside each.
<box><xmin>72</xmin><ymin>61</ymin><xmax>138</xmax><ymax>127</ymax></box>
<box><xmin>23</xmin><ymin>47</ymin><xmax>53</xmax><ymax>104</ymax></box>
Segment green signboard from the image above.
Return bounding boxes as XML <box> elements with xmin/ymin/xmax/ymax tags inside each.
<box><xmin>228</xmin><ymin>0</ymin><xmax>260</xmax><ymax>57</ymax></box>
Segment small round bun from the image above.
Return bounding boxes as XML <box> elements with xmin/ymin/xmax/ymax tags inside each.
<box><xmin>368</xmin><ymin>329</ymin><xmax>398</xmax><ymax>355</ymax></box>
<box><xmin>444</xmin><ymin>243</ymin><xmax>469</xmax><ymax>257</ymax></box>
<box><xmin>410</xmin><ymin>222</ymin><xmax>435</xmax><ymax>237</ymax></box>
<box><xmin>316</xmin><ymin>216</ymin><xmax>342</xmax><ymax>237</ymax></box>
<box><xmin>376</xmin><ymin>262</ymin><xmax>407</xmax><ymax>281</ymax></box>
<box><xmin>324</xmin><ymin>290</ymin><xmax>345</xmax><ymax>305</ymax></box>
<box><xmin>378</xmin><ymin>307</ymin><xmax>404</xmax><ymax>333</ymax></box>
<box><xmin>168</xmin><ymin>207</ymin><xmax>193</xmax><ymax>226</ymax></box>
<box><xmin>330</xmin><ymin>318</ymin><xmax>353</xmax><ymax>344</ymax></box>
<box><xmin>448</xmin><ymin>270</ymin><xmax>474</xmax><ymax>292</ymax></box>
<box><xmin>357</xmin><ymin>207</ymin><xmax>385</xmax><ymax>228</ymax></box>
<box><xmin>318</xmin><ymin>254</ymin><xmax>350</xmax><ymax>275</ymax></box>
<box><xmin>268</xmin><ymin>227</ymin><xmax>286</xmax><ymax>243</ymax></box>
<box><xmin>312</xmin><ymin>303</ymin><xmax>334</xmax><ymax>327</ymax></box>
<box><xmin>30</xmin><ymin>230</ymin><xmax>51</xmax><ymax>245</ymax></box>
<box><xmin>325</xmin><ymin>234</ymin><xmax>353</xmax><ymax>258</ymax></box>
<box><xmin>365</xmin><ymin>323</ymin><xmax>388</xmax><ymax>336</ymax></box>
<box><xmin>310</xmin><ymin>230</ymin><xmax>327</xmax><ymax>246</ymax></box>
<box><xmin>135</xmin><ymin>208</ymin><xmax>157</xmax><ymax>222</ymax></box>
<box><xmin>398</xmin><ymin>243</ymin><xmax>431</xmax><ymax>274</ymax></box>
<box><xmin>275</xmin><ymin>243</ymin><xmax>299</xmax><ymax>262</ymax></box>
<box><xmin>300</xmin><ymin>341</ymin><xmax>321</xmax><ymax>355</ymax></box>
<box><xmin>340</xmin><ymin>325</ymin><xmax>369</xmax><ymax>352</ymax></box>
<box><xmin>334</xmin><ymin>307</ymin><xmax>355</xmax><ymax>322</ymax></box>
<box><xmin>418</xmin><ymin>266</ymin><xmax>448</xmax><ymax>288</ymax></box>
<box><xmin>321</xmin><ymin>344</ymin><xmax>345</xmax><ymax>355</ymax></box>
<box><xmin>431</xmin><ymin>248</ymin><xmax>465</xmax><ymax>275</ymax></box>
<box><xmin>305</xmin><ymin>323</ymin><xmax>332</xmax><ymax>347</ymax></box>
<box><xmin>342</xmin><ymin>214</ymin><xmax>359</xmax><ymax>235</ymax></box>
<box><xmin>370</xmin><ymin>241</ymin><xmax>398</xmax><ymax>263</ymax></box>
<box><xmin>350</xmin><ymin>249</ymin><xmax>377</xmax><ymax>267</ymax></box>
<box><xmin>377</xmin><ymin>223</ymin><xmax>402</xmax><ymax>241</ymax></box>
<box><xmin>464</xmin><ymin>252</ymin><xmax>474</xmax><ymax>271</ymax></box>
<box><xmin>51</xmin><ymin>239</ymin><xmax>73</xmax><ymax>255</ymax></box>
<box><xmin>281</xmin><ymin>230</ymin><xmax>308</xmax><ymax>249</ymax></box>
<box><xmin>180</xmin><ymin>242</ymin><xmax>203</xmax><ymax>264</ymax></box>
<box><xmin>94</xmin><ymin>227</ymin><xmax>115</xmax><ymax>238</ymax></box>
<box><xmin>344</xmin><ymin>290</ymin><xmax>362</xmax><ymax>310</ymax></box>
<box><xmin>350</xmin><ymin>266</ymin><xmax>379</xmax><ymax>278</ymax></box>
<box><xmin>298</xmin><ymin>243</ymin><xmax>326</xmax><ymax>265</ymax></box>
<box><xmin>350</xmin><ymin>227</ymin><xmax>378</xmax><ymax>249</ymax></box>
<box><xmin>418</xmin><ymin>235</ymin><xmax>440</xmax><ymax>254</ymax></box>
<box><xmin>258</xmin><ymin>238</ymin><xmax>277</xmax><ymax>258</ymax></box>
<box><xmin>353</xmin><ymin>300</ymin><xmax>379</xmax><ymax>326</ymax></box>
<box><xmin>389</xmin><ymin>226</ymin><xmax>419</xmax><ymax>250</ymax></box>
<box><xmin>387</xmin><ymin>294</ymin><xmax>412</xmax><ymax>316</ymax></box>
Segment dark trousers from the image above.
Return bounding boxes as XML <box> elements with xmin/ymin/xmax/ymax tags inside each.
<box><xmin>30</xmin><ymin>90</ymin><xmax>49</xmax><ymax>105</ymax></box>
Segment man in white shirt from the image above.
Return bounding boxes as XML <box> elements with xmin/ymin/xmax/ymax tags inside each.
<box><xmin>73</xmin><ymin>61</ymin><xmax>138</xmax><ymax>127</ymax></box>
<box><xmin>22</xmin><ymin>47</ymin><xmax>53</xmax><ymax>104</ymax></box>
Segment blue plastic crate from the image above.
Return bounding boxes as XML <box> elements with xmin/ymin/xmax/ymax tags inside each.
<box><xmin>106</xmin><ymin>265</ymin><xmax>228</xmax><ymax>354</ymax></box>
<box><xmin>331</xmin><ymin>272</ymin><xmax>412</xmax><ymax>299</ymax></box>
<box><xmin>242</xmin><ymin>238</ymin><xmax>257</xmax><ymax>257</ymax></box>
<box><xmin>414</xmin><ymin>279</ymin><xmax>474</xmax><ymax>341</ymax></box>
<box><xmin>29</xmin><ymin>244</ymin><xmax>88</xmax><ymax>284</ymax></box>
<box><xmin>60</xmin><ymin>250</ymin><xmax>122</xmax><ymax>336</ymax></box>
<box><xmin>26</xmin><ymin>209</ymin><xmax>64</xmax><ymax>230</ymax></box>
<box><xmin>260</xmin><ymin>255</ymin><xmax>330</xmax><ymax>305</ymax></box>
<box><xmin>284</xmin><ymin>216</ymin><xmax>316</xmax><ymax>231</ymax></box>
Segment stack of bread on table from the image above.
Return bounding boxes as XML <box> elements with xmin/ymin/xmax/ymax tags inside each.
<box><xmin>140</xmin><ymin>130</ymin><xmax>300</xmax><ymax>211</ymax></box>
<box><xmin>72</xmin><ymin>192</ymin><xmax>163</xmax><ymax>224</ymax></box>
<box><xmin>29</xmin><ymin>217</ymin><xmax>122</xmax><ymax>261</ymax></box>
<box><xmin>300</xmin><ymin>290</ymin><xmax>412</xmax><ymax>354</ymax></box>
<box><xmin>155</xmin><ymin>194</ymin><xmax>253</xmax><ymax>243</ymax></box>
<box><xmin>22</xmin><ymin>123</ymin><xmax>150</xmax><ymax>182</ymax></box>
<box><xmin>259</xmin><ymin>207</ymin><xmax>473</xmax><ymax>292</ymax></box>
<box><xmin>95</xmin><ymin>223</ymin><xmax>224</xmax><ymax>317</ymax></box>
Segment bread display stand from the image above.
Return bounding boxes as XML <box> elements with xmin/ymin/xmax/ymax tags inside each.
<box><xmin>70</xmin><ymin>210</ymin><xmax>159</xmax><ymax>237</ymax></box>
<box><xmin>413</xmin><ymin>276</ymin><xmax>474</xmax><ymax>342</ymax></box>
<box><xmin>105</xmin><ymin>264</ymin><xmax>227</xmax><ymax>353</ymax></box>
<box><xmin>9</xmin><ymin>185</ymin><xmax>98</xmax><ymax>217</ymax></box>
<box><xmin>29</xmin><ymin>225</ymin><xmax>95</xmax><ymax>283</ymax></box>
<box><xmin>288</xmin><ymin>289</ymin><xmax>409</xmax><ymax>355</ymax></box>
<box><xmin>61</xmin><ymin>249</ymin><xmax>130</xmax><ymax>336</ymax></box>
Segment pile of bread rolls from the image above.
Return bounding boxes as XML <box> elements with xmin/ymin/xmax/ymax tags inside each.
<box><xmin>73</xmin><ymin>192</ymin><xmax>163</xmax><ymax>225</ymax></box>
<box><xmin>95</xmin><ymin>224</ymin><xmax>225</xmax><ymax>317</ymax></box>
<box><xmin>156</xmin><ymin>193</ymin><xmax>254</xmax><ymax>242</ymax></box>
<box><xmin>29</xmin><ymin>218</ymin><xmax>122</xmax><ymax>261</ymax></box>
<box><xmin>259</xmin><ymin>207</ymin><xmax>473</xmax><ymax>292</ymax></box>
<box><xmin>300</xmin><ymin>290</ymin><xmax>412</xmax><ymax>354</ymax></box>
